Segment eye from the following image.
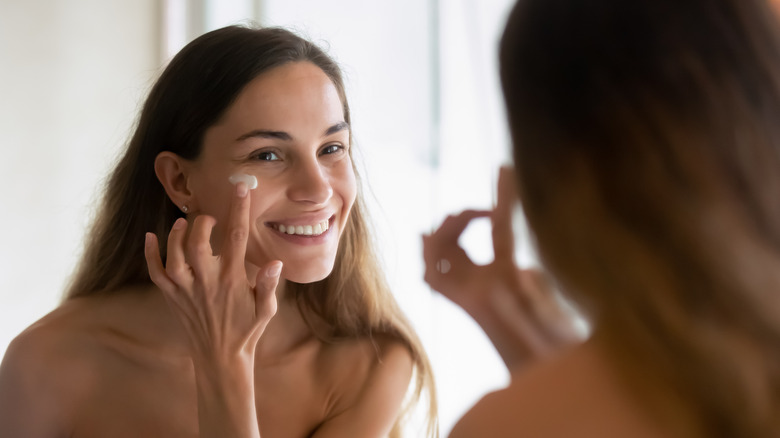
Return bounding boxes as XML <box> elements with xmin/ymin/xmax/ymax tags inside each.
<box><xmin>250</xmin><ymin>150</ymin><xmax>280</xmax><ymax>161</ymax></box>
<box><xmin>320</xmin><ymin>143</ymin><xmax>346</xmax><ymax>156</ymax></box>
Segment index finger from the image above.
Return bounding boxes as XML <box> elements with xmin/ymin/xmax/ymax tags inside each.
<box><xmin>430</xmin><ymin>209</ymin><xmax>492</xmax><ymax>242</ymax></box>
<box><xmin>220</xmin><ymin>179</ymin><xmax>253</xmax><ymax>273</ymax></box>
<box><xmin>493</xmin><ymin>166</ymin><xmax>518</xmax><ymax>261</ymax></box>
<box><xmin>424</xmin><ymin>209</ymin><xmax>490</xmax><ymax>261</ymax></box>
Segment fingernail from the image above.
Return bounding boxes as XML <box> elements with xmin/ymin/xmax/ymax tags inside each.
<box><xmin>145</xmin><ymin>232</ymin><xmax>153</xmax><ymax>246</ymax></box>
<box><xmin>266</xmin><ymin>261</ymin><xmax>282</xmax><ymax>277</ymax></box>
<box><xmin>173</xmin><ymin>218</ymin><xmax>187</xmax><ymax>230</ymax></box>
<box><xmin>236</xmin><ymin>181</ymin><xmax>248</xmax><ymax>198</ymax></box>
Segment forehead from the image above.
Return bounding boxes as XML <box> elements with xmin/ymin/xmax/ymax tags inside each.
<box><xmin>220</xmin><ymin>61</ymin><xmax>345</xmax><ymax>129</ymax></box>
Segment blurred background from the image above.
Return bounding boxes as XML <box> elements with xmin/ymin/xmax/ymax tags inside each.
<box><xmin>0</xmin><ymin>0</ymin><xmax>536</xmax><ymax>434</ymax></box>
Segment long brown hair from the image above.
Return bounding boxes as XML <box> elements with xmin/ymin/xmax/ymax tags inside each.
<box><xmin>66</xmin><ymin>25</ymin><xmax>437</xmax><ymax>437</ymax></box>
<box><xmin>500</xmin><ymin>0</ymin><xmax>780</xmax><ymax>436</ymax></box>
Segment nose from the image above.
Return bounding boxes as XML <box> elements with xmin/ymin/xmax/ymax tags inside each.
<box><xmin>286</xmin><ymin>159</ymin><xmax>333</xmax><ymax>205</ymax></box>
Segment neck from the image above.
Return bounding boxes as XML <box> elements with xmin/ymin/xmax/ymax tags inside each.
<box><xmin>255</xmin><ymin>288</ymin><xmax>314</xmax><ymax>363</ymax></box>
<box><xmin>243</xmin><ymin>264</ymin><xmax>312</xmax><ymax>361</ymax></box>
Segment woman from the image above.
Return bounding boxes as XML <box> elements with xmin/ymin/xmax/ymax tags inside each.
<box><xmin>425</xmin><ymin>0</ymin><xmax>780</xmax><ymax>437</ymax></box>
<box><xmin>0</xmin><ymin>26</ymin><xmax>437</xmax><ymax>438</ymax></box>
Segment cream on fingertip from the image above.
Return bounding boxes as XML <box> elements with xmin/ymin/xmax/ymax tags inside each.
<box><xmin>228</xmin><ymin>174</ymin><xmax>258</xmax><ymax>190</ymax></box>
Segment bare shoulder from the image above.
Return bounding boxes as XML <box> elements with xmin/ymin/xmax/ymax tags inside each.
<box><xmin>3</xmin><ymin>296</ymin><xmax>100</xmax><ymax>369</ymax></box>
<box><xmin>1</xmin><ymin>296</ymin><xmax>107</xmax><ymax>387</ymax></box>
<box><xmin>0</xmin><ymin>297</ymin><xmax>103</xmax><ymax>436</ymax></box>
<box><xmin>449</xmin><ymin>341</ymin><xmax>671</xmax><ymax>438</ymax></box>
<box><xmin>311</xmin><ymin>334</ymin><xmax>414</xmax><ymax>437</ymax></box>
<box><xmin>318</xmin><ymin>333</ymin><xmax>413</xmax><ymax>401</ymax></box>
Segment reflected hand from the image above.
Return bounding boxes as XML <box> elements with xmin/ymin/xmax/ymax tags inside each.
<box><xmin>423</xmin><ymin>167</ymin><xmax>581</xmax><ymax>367</ymax></box>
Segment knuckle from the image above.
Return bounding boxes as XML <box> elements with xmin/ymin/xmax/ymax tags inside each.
<box><xmin>167</xmin><ymin>266</ymin><xmax>189</xmax><ymax>283</ymax></box>
<box><xmin>167</xmin><ymin>273</ymin><xmax>184</xmax><ymax>285</ymax></box>
<box><xmin>148</xmin><ymin>271</ymin><xmax>165</xmax><ymax>286</ymax></box>
<box><xmin>188</xmin><ymin>241</ymin><xmax>212</xmax><ymax>258</ymax></box>
<box><xmin>229</xmin><ymin>226</ymin><xmax>247</xmax><ymax>243</ymax></box>
<box><xmin>194</xmin><ymin>215</ymin><xmax>216</xmax><ymax>227</ymax></box>
<box><xmin>259</xmin><ymin>297</ymin><xmax>278</xmax><ymax>320</ymax></box>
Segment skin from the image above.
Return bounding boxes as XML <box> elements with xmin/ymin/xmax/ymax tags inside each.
<box><xmin>159</xmin><ymin>61</ymin><xmax>357</xmax><ymax>285</ymax></box>
<box><xmin>422</xmin><ymin>167</ymin><xmax>582</xmax><ymax>369</ymax></box>
<box><xmin>447</xmin><ymin>340</ymin><xmax>680</xmax><ymax>438</ymax></box>
<box><xmin>423</xmin><ymin>168</ymin><xmax>700</xmax><ymax>438</ymax></box>
<box><xmin>0</xmin><ymin>61</ymin><xmax>412</xmax><ymax>438</ymax></box>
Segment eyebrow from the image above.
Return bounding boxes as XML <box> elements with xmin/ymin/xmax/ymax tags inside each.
<box><xmin>235</xmin><ymin>121</ymin><xmax>350</xmax><ymax>142</ymax></box>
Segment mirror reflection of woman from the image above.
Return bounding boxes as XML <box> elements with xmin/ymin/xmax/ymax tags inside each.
<box><xmin>0</xmin><ymin>26</ymin><xmax>437</xmax><ymax>438</ymax></box>
<box><xmin>425</xmin><ymin>0</ymin><xmax>780</xmax><ymax>437</ymax></box>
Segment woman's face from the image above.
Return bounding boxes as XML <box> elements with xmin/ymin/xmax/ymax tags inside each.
<box><xmin>188</xmin><ymin>61</ymin><xmax>356</xmax><ymax>283</ymax></box>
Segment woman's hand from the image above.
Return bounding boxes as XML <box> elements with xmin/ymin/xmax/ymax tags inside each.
<box><xmin>422</xmin><ymin>167</ymin><xmax>582</xmax><ymax>370</ymax></box>
<box><xmin>144</xmin><ymin>181</ymin><xmax>281</xmax><ymax>437</ymax></box>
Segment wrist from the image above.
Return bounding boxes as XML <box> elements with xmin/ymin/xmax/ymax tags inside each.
<box><xmin>192</xmin><ymin>351</ymin><xmax>255</xmax><ymax>380</ymax></box>
<box><xmin>192</xmin><ymin>354</ymin><xmax>260</xmax><ymax>437</ymax></box>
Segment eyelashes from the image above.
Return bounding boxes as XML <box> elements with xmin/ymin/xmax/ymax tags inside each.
<box><xmin>247</xmin><ymin>143</ymin><xmax>347</xmax><ymax>162</ymax></box>
<box><xmin>320</xmin><ymin>144</ymin><xmax>346</xmax><ymax>156</ymax></box>
<box><xmin>250</xmin><ymin>150</ymin><xmax>280</xmax><ymax>161</ymax></box>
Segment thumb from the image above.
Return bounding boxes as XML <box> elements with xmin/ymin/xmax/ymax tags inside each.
<box><xmin>254</xmin><ymin>261</ymin><xmax>282</xmax><ymax>321</ymax></box>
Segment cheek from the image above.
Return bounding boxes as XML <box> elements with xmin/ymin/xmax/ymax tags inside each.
<box><xmin>248</xmin><ymin>185</ymin><xmax>281</xmax><ymax>223</ymax></box>
<box><xmin>198</xmin><ymin>191</ymin><xmax>232</xmax><ymax>223</ymax></box>
<box><xmin>337</xmin><ymin>166</ymin><xmax>357</xmax><ymax>212</ymax></box>
<box><xmin>197</xmin><ymin>188</ymin><xmax>236</xmax><ymax>254</ymax></box>
<box><xmin>192</xmin><ymin>170</ymin><xmax>232</xmax><ymax>213</ymax></box>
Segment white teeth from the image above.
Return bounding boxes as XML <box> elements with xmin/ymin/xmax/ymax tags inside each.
<box><xmin>274</xmin><ymin>220</ymin><xmax>330</xmax><ymax>236</ymax></box>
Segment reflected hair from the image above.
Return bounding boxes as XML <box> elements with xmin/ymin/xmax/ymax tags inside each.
<box><xmin>65</xmin><ymin>25</ymin><xmax>437</xmax><ymax>438</ymax></box>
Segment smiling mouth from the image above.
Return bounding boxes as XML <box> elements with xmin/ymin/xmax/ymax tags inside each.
<box><xmin>269</xmin><ymin>218</ymin><xmax>331</xmax><ymax>236</ymax></box>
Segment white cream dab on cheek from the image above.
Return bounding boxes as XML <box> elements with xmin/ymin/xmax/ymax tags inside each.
<box><xmin>228</xmin><ymin>174</ymin><xmax>258</xmax><ymax>190</ymax></box>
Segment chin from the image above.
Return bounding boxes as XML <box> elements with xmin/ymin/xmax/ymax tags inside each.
<box><xmin>281</xmin><ymin>260</ymin><xmax>336</xmax><ymax>284</ymax></box>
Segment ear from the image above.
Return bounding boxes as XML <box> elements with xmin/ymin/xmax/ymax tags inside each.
<box><xmin>155</xmin><ymin>151</ymin><xmax>196</xmax><ymax>214</ymax></box>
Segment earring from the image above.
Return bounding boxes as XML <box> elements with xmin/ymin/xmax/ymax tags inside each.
<box><xmin>181</xmin><ymin>205</ymin><xmax>189</xmax><ymax>214</ymax></box>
